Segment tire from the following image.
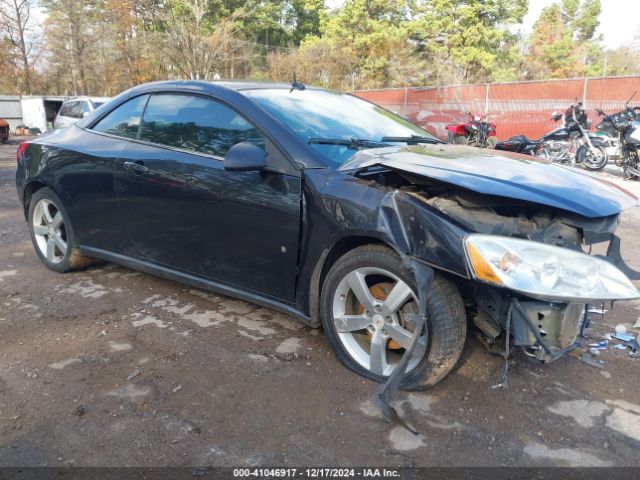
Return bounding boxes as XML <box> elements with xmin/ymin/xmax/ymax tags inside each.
<box><xmin>28</xmin><ymin>187</ymin><xmax>96</xmax><ymax>273</ymax></box>
<box><xmin>320</xmin><ymin>244</ymin><xmax>466</xmax><ymax>390</ymax></box>
<box><xmin>623</xmin><ymin>166</ymin><xmax>638</xmax><ymax>180</ymax></box>
<box><xmin>453</xmin><ymin>135</ymin><xmax>468</xmax><ymax>145</ymax></box>
<box><xmin>577</xmin><ymin>144</ymin><xmax>608</xmax><ymax>171</ymax></box>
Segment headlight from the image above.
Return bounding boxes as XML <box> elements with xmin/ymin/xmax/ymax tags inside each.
<box><xmin>464</xmin><ymin>234</ymin><xmax>639</xmax><ymax>302</ymax></box>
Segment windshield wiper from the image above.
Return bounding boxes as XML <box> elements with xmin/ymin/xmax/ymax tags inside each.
<box><xmin>380</xmin><ymin>135</ymin><xmax>444</xmax><ymax>144</ymax></box>
<box><xmin>308</xmin><ymin>137</ymin><xmax>390</xmax><ymax>150</ymax></box>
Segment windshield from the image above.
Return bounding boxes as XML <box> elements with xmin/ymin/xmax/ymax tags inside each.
<box><xmin>242</xmin><ymin>88</ymin><xmax>438</xmax><ymax>165</ymax></box>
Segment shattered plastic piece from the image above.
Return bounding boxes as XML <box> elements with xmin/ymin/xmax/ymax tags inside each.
<box><xmin>604</xmin><ymin>333</ymin><xmax>613</xmax><ymax>341</ymax></box>
<box><xmin>623</xmin><ymin>339</ymin><xmax>639</xmax><ymax>353</ymax></box>
<box><xmin>589</xmin><ymin>347</ymin><xmax>600</xmax><ymax>356</ymax></box>
<box><xmin>615</xmin><ymin>324</ymin><xmax>627</xmax><ymax>335</ymax></box>
<box><xmin>580</xmin><ymin>352</ymin><xmax>604</xmax><ymax>369</ymax></box>
<box><xmin>613</xmin><ymin>332</ymin><xmax>634</xmax><ymax>342</ymax></box>
<box><xmin>613</xmin><ymin>344</ymin><xmax>627</xmax><ymax>350</ymax></box>
<box><xmin>588</xmin><ymin>340</ymin><xmax>608</xmax><ymax>349</ymax></box>
<box><xmin>373</xmin><ymin>257</ymin><xmax>432</xmax><ymax>435</ymax></box>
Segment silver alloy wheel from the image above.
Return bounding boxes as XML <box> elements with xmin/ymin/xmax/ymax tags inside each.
<box><xmin>32</xmin><ymin>199</ymin><xmax>68</xmax><ymax>264</ymax></box>
<box><xmin>331</xmin><ymin>266</ymin><xmax>426</xmax><ymax>376</ymax></box>
<box><xmin>583</xmin><ymin>146</ymin><xmax>607</xmax><ymax>168</ymax></box>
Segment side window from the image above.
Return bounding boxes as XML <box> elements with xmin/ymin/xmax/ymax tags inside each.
<box><xmin>91</xmin><ymin>95</ymin><xmax>148</xmax><ymax>139</ymax></box>
<box><xmin>139</xmin><ymin>94</ymin><xmax>265</xmax><ymax>157</ymax></box>
<box><xmin>79</xmin><ymin>101</ymin><xmax>91</xmax><ymax>117</ymax></box>
<box><xmin>70</xmin><ymin>101</ymin><xmax>87</xmax><ymax>119</ymax></box>
<box><xmin>59</xmin><ymin>102</ymin><xmax>75</xmax><ymax>117</ymax></box>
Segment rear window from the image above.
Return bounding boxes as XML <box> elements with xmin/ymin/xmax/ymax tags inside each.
<box><xmin>58</xmin><ymin>102</ymin><xmax>75</xmax><ymax>117</ymax></box>
<box><xmin>91</xmin><ymin>95</ymin><xmax>148</xmax><ymax>139</ymax></box>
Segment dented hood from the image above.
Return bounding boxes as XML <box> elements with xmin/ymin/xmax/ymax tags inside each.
<box><xmin>339</xmin><ymin>144</ymin><xmax>638</xmax><ymax>218</ymax></box>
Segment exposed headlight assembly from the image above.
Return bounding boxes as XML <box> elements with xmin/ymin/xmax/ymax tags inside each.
<box><xmin>464</xmin><ymin>234</ymin><xmax>640</xmax><ymax>302</ymax></box>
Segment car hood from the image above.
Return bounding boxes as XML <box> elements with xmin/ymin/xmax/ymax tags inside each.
<box><xmin>339</xmin><ymin>144</ymin><xmax>638</xmax><ymax>218</ymax></box>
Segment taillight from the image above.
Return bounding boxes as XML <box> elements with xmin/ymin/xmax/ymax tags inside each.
<box><xmin>16</xmin><ymin>142</ymin><xmax>28</xmax><ymax>164</ymax></box>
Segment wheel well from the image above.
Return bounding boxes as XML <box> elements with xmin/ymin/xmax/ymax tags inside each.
<box><xmin>22</xmin><ymin>181</ymin><xmax>47</xmax><ymax>218</ymax></box>
<box><xmin>309</xmin><ymin>236</ymin><xmax>391</xmax><ymax>327</ymax></box>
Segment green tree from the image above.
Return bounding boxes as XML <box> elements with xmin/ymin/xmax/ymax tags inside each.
<box><xmin>604</xmin><ymin>30</ymin><xmax>640</xmax><ymax>76</ymax></box>
<box><xmin>409</xmin><ymin>0</ymin><xmax>528</xmax><ymax>84</ymax></box>
<box><xmin>305</xmin><ymin>0</ymin><xmax>413</xmax><ymax>88</ymax></box>
<box><xmin>525</xmin><ymin>0</ymin><xmax>603</xmax><ymax>79</ymax></box>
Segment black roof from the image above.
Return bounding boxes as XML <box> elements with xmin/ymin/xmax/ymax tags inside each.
<box><xmin>213</xmin><ymin>80</ymin><xmax>319</xmax><ymax>91</ymax></box>
<box><xmin>130</xmin><ymin>79</ymin><xmax>320</xmax><ymax>95</ymax></box>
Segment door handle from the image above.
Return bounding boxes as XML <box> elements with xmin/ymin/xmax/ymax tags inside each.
<box><xmin>123</xmin><ymin>161</ymin><xmax>149</xmax><ymax>174</ymax></box>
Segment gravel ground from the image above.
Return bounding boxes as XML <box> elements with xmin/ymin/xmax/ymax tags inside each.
<box><xmin>1</xmin><ymin>137</ymin><xmax>640</xmax><ymax>467</ymax></box>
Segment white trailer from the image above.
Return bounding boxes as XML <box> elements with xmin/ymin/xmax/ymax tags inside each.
<box><xmin>20</xmin><ymin>96</ymin><xmax>68</xmax><ymax>133</ymax></box>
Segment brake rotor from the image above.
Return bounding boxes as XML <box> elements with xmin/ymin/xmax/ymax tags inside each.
<box><xmin>357</xmin><ymin>282</ymin><xmax>403</xmax><ymax>350</ymax></box>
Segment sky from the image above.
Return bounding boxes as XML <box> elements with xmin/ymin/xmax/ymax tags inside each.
<box><xmin>326</xmin><ymin>0</ymin><xmax>640</xmax><ymax>50</ymax></box>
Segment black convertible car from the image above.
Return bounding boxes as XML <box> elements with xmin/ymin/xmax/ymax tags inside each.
<box><xmin>15</xmin><ymin>81</ymin><xmax>640</xmax><ymax>390</ymax></box>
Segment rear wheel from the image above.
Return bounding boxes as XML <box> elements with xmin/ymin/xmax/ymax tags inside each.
<box><xmin>28</xmin><ymin>187</ymin><xmax>96</xmax><ymax>272</ymax></box>
<box><xmin>320</xmin><ymin>245</ymin><xmax>466</xmax><ymax>390</ymax></box>
<box><xmin>577</xmin><ymin>144</ymin><xmax>608</xmax><ymax>171</ymax></box>
<box><xmin>453</xmin><ymin>135</ymin><xmax>468</xmax><ymax>145</ymax></box>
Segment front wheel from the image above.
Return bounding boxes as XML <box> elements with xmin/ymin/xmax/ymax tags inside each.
<box><xmin>320</xmin><ymin>245</ymin><xmax>466</xmax><ymax>390</ymax></box>
<box><xmin>486</xmin><ymin>136</ymin><xmax>498</xmax><ymax>149</ymax></box>
<box><xmin>577</xmin><ymin>144</ymin><xmax>608</xmax><ymax>171</ymax></box>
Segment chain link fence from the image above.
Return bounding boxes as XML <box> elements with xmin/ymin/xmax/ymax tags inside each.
<box><xmin>355</xmin><ymin>75</ymin><xmax>640</xmax><ymax>141</ymax></box>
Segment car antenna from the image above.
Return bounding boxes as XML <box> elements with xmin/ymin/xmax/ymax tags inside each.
<box><xmin>290</xmin><ymin>72</ymin><xmax>305</xmax><ymax>93</ymax></box>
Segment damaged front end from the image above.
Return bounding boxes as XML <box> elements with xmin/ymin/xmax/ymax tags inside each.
<box><xmin>340</xmin><ymin>145</ymin><xmax>640</xmax><ymax>363</ymax></box>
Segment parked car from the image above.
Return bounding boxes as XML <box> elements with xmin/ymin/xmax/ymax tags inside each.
<box><xmin>0</xmin><ymin>118</ymin><xmax>9</xmax><ymax>142</ymax></box>
<box><xmin>53</xmin><ymin>96</ymin><xmax>110</xmax><ymax>129</ymax></box>
<box><xmin>15</xmin><ymin>81</ymin><xmax>639</xmax><ymax>391</ymax></box>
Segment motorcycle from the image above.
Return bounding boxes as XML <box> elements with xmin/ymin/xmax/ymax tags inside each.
<box><xmin>595</xmin><ymin>99</ymin><xmax>640</xmax><ymax>179</ymax></box>
<box><xmin>495</xmin><ymin>102</ymin><xmax>608</xmax><ymax>171</ymax></box>
<box><xmin>446</xmin><ymin>112</ymin><xmax>497</xmax><ymax>148</ymax></box>
<box><xmin>590</xmin><ymin>130</ymin><xmax>620</xmax><ymax>161</ymax></box>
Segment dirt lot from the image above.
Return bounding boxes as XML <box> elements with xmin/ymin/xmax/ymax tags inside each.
<box><xmin>1</xmin><ymin>137</ymin><xmax>640</xmax><ymax>467</ymax></box>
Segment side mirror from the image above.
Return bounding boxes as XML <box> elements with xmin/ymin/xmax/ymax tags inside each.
<box><xmin>224</xmin><ymin>142</ymin><xmax>270</xmax><ymax>172</ymax></box>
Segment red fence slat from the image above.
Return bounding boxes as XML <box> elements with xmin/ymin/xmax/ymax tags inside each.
<box><xmin>355</xmin><ymin>75</ymin><xmax>640</xmax><ymax>141</ymax></box>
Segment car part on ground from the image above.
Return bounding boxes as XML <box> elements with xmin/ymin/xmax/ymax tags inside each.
<box><xmin>15</xmin><ymin>81</ymin><xmax>640</xmax><ymax>402</ymax></box>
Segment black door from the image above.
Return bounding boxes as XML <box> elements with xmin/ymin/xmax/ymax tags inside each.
<box><xmin>62</xmin><ymin>94</ymin><xmax>150</xmax><ymax>251</ymax></box>
<box><xmin>114</xmin><ymin>93</ymin><xmax>302</xmax><ymax>302</ymax></box>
